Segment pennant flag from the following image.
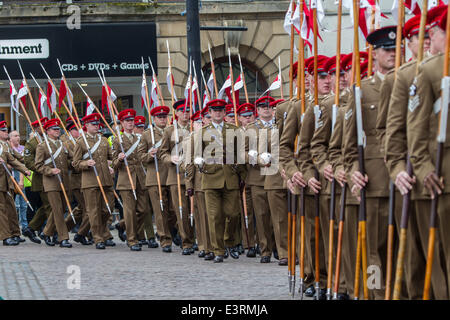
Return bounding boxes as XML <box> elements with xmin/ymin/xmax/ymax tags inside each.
<box><xmin>218</xmin><ymin>74</ymin><xmax>231</xmax><ymax>99</ymax></box>
<box><xmin>141</xmin><ymin>76</ymin><xmax>148</xmax><ymax>109</ymax></box>
<box><xmin>203</xmin><ymin>90</ymin><xmax>210</xmax><ymax>109</ymax></box>
<box><xmin>150</xmin><ymin>76</ymin><xmax>159</xmax><ymax>108</ymax></box>
<box><xmin>184</xmin><ymin>76</ymin><xmax>192</xmax><ymax>100</ymax></box>
<box><xmin>166</xmin><ymin>64</ymin><xmax>178</xmax><ymax>101</ymax></box>
<box><xmin>58</xmin><ymin>79</ymin><xmax>67</xmax><ymax>111</ymax></box>
<box><xmin>345</xmin><ymin>0</ymin><xmax>388</xmax><ymax>38</ymax></box>
<box><xmin>234</xmin><ymin>74</ymin><xmax>244</xmax><ymax>91</ymax></box>
<box><xmin>101</xmin><ymin>84</ymin><xmax>117</xmax><ymax>116</ymax></box>
<box><xmin>38</xmin><ymin>91</ymin><xmax>47</xmax><ymax>118</ymax></box>
<box><xmin>428</xmin><ymin>0</ymin><xmax>445</xmax><ymax>9</ymax></box>
<box><xmin>391</xmin><ymin>0</ymin><xmax>420</xmax><ymax>22</ymax></box>
<box><xmin>15</xmin><ymin>80</ymin><xmax>28</xmax><ymax>113</ymax></box>
<box><xmin>292</xmin><ymin>0</ymin><xmax>301</xmax><ymax>34</ymax></box>
<box><xmin>284</xmin><ymin>0</ymin><xmax>296</xmax><ymax>35</ymax></box>
<box><xmin>262</xmin><ymin>74</ymin><xmax>282</xmax><ymax>96</ymax></box>
<box><xmin>207</xmin><ymin>73</ymin><xmax>214</xmax><ymax>98</ymax></box>
<box><xmin>46</xmin><ymin>81</ymin><xmax>57</xmax><ymax>114</ymax></box>
<box><xmin>192</xmin><ymin>76</ymin><xmax>200</xmax><ymax>109</ymax></box>
<box><xmin>86</xmin><ymin>97</ymin><xmax>95</xmax><ymax>116</ymax></box>
<box><xmin>311</xmin><ymin>0</ymin><xmax>325</xmax><ymax>25</ymax></box>
<box><xmin>9</xmin><ymin>80</ymin><xmax>19</xmax><ymax>115</ymax></box>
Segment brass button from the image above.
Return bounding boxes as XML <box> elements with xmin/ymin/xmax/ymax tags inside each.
<box><xmin>370</xmin><ymin>105</ymin><xmax>375</xmax><ymax>110</ymax></box>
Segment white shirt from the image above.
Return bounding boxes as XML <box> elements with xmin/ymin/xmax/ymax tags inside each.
<box><xmin>260</xmin><ymin>119</ymin><xmax>273</xmax><ymax>128</ymax></box>
<box><xmin>212</xmin><ymin>121</ymin><xmax>224</xmax><ymax>131</ymax></box>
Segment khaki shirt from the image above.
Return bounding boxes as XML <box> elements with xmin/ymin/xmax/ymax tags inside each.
<box><xmin>24</xmin><ymin>135</ymin><xmax>43</xmax><ymax>192</ymax></box>
<box><xmin>0</xmin><ymin>142</ymin><xmax>27</xmax><ymax>192</ymax></box>
<box><xmin>139</xmin><ymin>125</ymin><xmax>169</xmax><ymax>187</ymax></box>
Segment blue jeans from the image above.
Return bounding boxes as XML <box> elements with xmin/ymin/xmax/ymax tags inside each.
<box><xmin>15</xmin><ymin>193</ymin><xmax>28</xmax><ymax>230</ymax></box>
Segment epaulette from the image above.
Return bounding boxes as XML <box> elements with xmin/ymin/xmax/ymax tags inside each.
<box><xmin>421</xmin><ymin>52</ymin><xmax>442</xmax><ymax>66</ymax></box>
<box><xmin>398</xmin><ymin>58</ymin><xmax>416</xmax><ymax>71</ymax></box>
<box><xmin>385</xmin><ymin>68</ymin><xmax>395</xmax><ymax>76</ymax></box>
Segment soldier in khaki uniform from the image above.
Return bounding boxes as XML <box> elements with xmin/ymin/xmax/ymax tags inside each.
<box><xmin>159</xmin><ymin>99</ymin><xmax>195</xmax><ymax>255</ymax></box>
<box><xmin>343</xmin><ymin>26</ymin><xmax>399</xmax><ymax>299</ymax></box>
<box><xmin>139</xmin><ymin>106</ymin><xmax>175</xmax><ymax>252</ymax></box>
<box><xmin>35</xmin><ymin>119</ymin><xmax>72</xmax><ymax>248</ymax></box>
<box><xmin>194</xmin><ymin>99</ymin><xmax>247</xmax><ymax>263</ymax></box>
<box><xmin>62</xmin><ymin>118</ymin><xmax>92</xmax><ymax>246</ymax></box>
<box><xmin>0</xmin><ymin>121</ymin><xmax>31</xmax><ymax>246</ymax></box>
<box><xmin>73</xmin><ymin>113</ymin><xmax>115</xmax><ymax>250</ymax></box>
<box><xmin>186</xmin><ymin>110</ymin><xmax>213</xmax><ymax>259</ymax></box>
<box><xmin>134</xmin><ymin>115</ymin><xmax>158</xmax><ymax>248</ymax></box>
<box><xmin>112</xmin><ymin>109</ymin><xmax>148</xmax><ymax>251</ymax></box>
<box><xmin>237</xmin><ymin>103</ymin><xmax>257</xmax><ymax>258</ymax></box>
<box><xmin>22</xmin><ymin>117</ymin><xmax>52</xmax><ymax>243</ymax></box>
<box><xmin>407</xmin><ymin>9</ymin><xmax>450</xmax><ymax>298</ymax></box>
<box><xmin>309</xmin><ymin>55</ymin><xmax>351</xmax><ymax>298</ymax></box>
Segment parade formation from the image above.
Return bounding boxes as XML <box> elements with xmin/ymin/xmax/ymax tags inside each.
<box><xmin>1</xmin><ymin>0</ymin><xmax>450</xmax><ymax>301</ymax></box>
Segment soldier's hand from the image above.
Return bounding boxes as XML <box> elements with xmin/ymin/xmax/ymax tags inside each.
<box><xmin>287</xmin><ymin>179</ymin><xmax>296</xmax><ymax>194</ymax></box>
<box><xmin>335</xmin><ymin>169</ymin><xmax>347</xmax><ymax>187</ymax></box>
<box><xmin>424</xmin><ymin>171</ymin><xmax>444</xmax><ymax>199</ymax></box>
<box><xmin>87</xmin><ymin>159</ymin><xmax>96</xmax><ymax>167</ymax></box>
<box><xmin>308</xmin><ymin>177</ymin><xmax>321</xmax><ymax>194</ymax></box>
<box><xmin>395</xmin><ymin>171</ymin><xmax>416</xmax><ymax>195</ymax></box>
<box><xmin>109</xmin><ymin>167</ymin><xmax>114</xmax><ymax>175</ymax></box>
<box><xmin>292</xmin><ymin>171</ymin><xmax>306</xmax><ymax>188</ymax></box>
<box><xmin>149</xmin><ymin>148</ymin><xmax>158</xmax><ymax>157</ymax></box>
<box><xmin>351</xmin><ymin>184</ymin><xmax>361</xmax><ymax>202</ymax></box>
<box><xmin>118</xmin><ymin>152</ymin><xmax>126</xmax><ymax>161</ymax></box>
<box><xmin>280</xmin><ymin>169</ymin><xmax>287</xmax><ymax>181</ymax></box>
<box><xmin>187</xmin><ymin>188</ymin><xmax>194</xmax><ymax>197</ymax></box>
<box><xmin>351</xmin><ymin>171</ymin><xmax>368</xmax><ymax>190</ymax></box>
<box><xmin>51</xmin><ymin>168</ymin><xmax>61</xmax><ymax>175</ymax></box>
<box><xmin>323</xmin><ymin>164</ymin><xmax>334</xmax><ymax>182</ymax></box>
<box><xmin>171</xmin><ymin>155</ymin><xmax>181</xmax><ymax>165</ymax></box>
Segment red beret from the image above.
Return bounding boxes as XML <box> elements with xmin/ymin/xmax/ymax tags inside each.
<box><xmin>360</xmin><ymin>60</ymin><xmax>369</xmax><ymax>79</ymax></box>
<box><xmin>341</xmin><ymin>52</ymin><xmax>369</xmax><ymax>72</ymax></box>
<box><xmin>201</xmin><ymin>106</ymin><xmax>210</xmax><ymax>118</ymax></box>
<box><xmin>150</xmin><ymin>106</ymin><xmax>170</xmax><ymax>117</ymax></box>
<box><xmin>324</xmin><ymin>56</ymin><xmax>337</xmax><ymax>74</ymax></box>
<box><xmin>191</xmin><ymin>110</ymin><xmax>201</xmax><ymax>122</ymax></box>
<box><xmin>0</xmin><ymin>120</ymin><xmax>7</xmax><ymax>130</ymax></box>
<box><xmin>237</xmin><ymin>103</ymin><xmax>255</xmax><ymax>116</ymax></box>
<box><xmin>118</xmin><ymin>109</ymin><xmax>136</xmax><ymax>121</ymax></box>
<box><xmin>225</xmin><ymin>104</ymin><xmax>235</xmax><ymax>116</ymax></box>
<box><xmin>269</xmin><ymin>99</ymin><xmax>285</xmax><ymax>108</ymax></box>
<box><xmin>134</xmin><ymin>116</ymin><xmax>146</xmax><ymax>127</ymax></box>
<box><xmin>43</xmin><ymin>118</ymin><xmax>61</xmax><ymax>131</ymax></box>
<box><xmin>439</xmin><ymin>8</ymin><xmax>448</xmax><ymax>31</ymax></box>
<box><xmin>428</xmin><ymin>4</ymin><xmax>447</xmax><ymax>29</ymax></box>
<box><xmin>307</xmin><ymin>55</ymin><xmax>329</xmax><ymax>75</ymax></box>
<box><xmin>206</xmin><ymin>99</ymin><xmax>227</xmax><ymax>110</ymax></box>
<box><xmin>31</xmin><ymin>117</ymin><xmax>48</xmax><ymax>128</ymax></box>
<box><xmin>404</xmin><ymin>14</ymin><xmax>422</xmax><ymax>39</ymax></box>
<box><xmin>305</xmin><ymin>57</ymin><xmax>315</xmax><ymax>72</ymax></box>
<box><xmin>255</xmin><ymin>96</ymin><xmax>275</xmax><ymax>107</ymax></box>
<box><xmin>173</xmin><ymin>99</ymin><xmax>189</xmax><ymax>111</ymax></box>
<box><xmin>82</xmin><ymin>113</ymin><xmax>101</xmax><ymax>125</ymax></box>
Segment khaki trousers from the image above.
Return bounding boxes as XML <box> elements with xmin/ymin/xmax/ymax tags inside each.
<box><xmin>251</xmin><ymin>185</ymin><xmax>273</xmax><ymax>257</ymax></box>
<box><xmin>120</xmin><ymin>183</ymin><xmax>148</xmax><ymax>246</ymax></box>
<box><xmin>169</xmin><ymin>185</ymin><xmax>194</xmax><ymax>249</ymax></box>
<box><xmin>267</xmin><ymin>189</ymin><xmax>288</xmax><ymax>260</ymax></box>
<box><xmin>83</xmin><ymin>187</ymin><xmax>113</xmax><ymax>244</ymax></box>
<box><xmin>194</xmin><ymin>191</ymin><xmax>212</xmax><ymax>253</ymax></box>
<box><xmin>0</xmin><ymin>192</ymin><xmax>15</xmax><ymax>240</ymax></box>
<box><xmin>205</xmin><ymin>188</ymin><xmax>240</xmax><ymax>256</ymax></box>
<box><xmin>6</xmin><ymin>191</ymin><xmax>20</xmax><ymax>237</ymax></box>
<box><xmin>44</xmin><ymin>191</ymin><xmax>69</xmax><ymax>240</ymax></box>
<box><xmin>148</xmin><ymin>186</ymin><xmax>172</xmax><ymax>247</ymax></box>
<box><xmin>64</xmin><ymin>189</ymin><xmax>90</xmax><ymax>237</ymax></box>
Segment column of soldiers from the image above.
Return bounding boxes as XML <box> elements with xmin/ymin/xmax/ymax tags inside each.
<box><xmin>279</xmin><ymin>4</ymin><xmax>450</xmax><ymax>300</ymax></box>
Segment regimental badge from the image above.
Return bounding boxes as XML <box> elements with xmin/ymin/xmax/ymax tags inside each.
<box><xmin>24</xmin><ymin>149</ymin><xmax>30</xmax><ymax>156</ymax></box>
<box><xmin>388</xmin><ymin>32</ymin><xmax>396</xmax><ymax>40</ymax></box>
<box><xmin>344</xmin><ymin>109</ymin><xmax>353</xmax><ymax>120</ymax></box>
<box><xmin>409</xmin><ymin>84</ymin><xmax>417</xmax><ymax>97</ymax></box>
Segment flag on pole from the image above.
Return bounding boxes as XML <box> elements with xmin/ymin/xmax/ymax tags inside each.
<box><xmin>234</xmin><ymin>74</ymin><xmax>244</xmax><ymax>91</ymax></box>
<box><xmin>9</xmin><ymin>80</ymin><xmax>19</xmax><ymax>114</ymax></box>
<box><xmin>311</xmin><ymin>0</ymin><xmax>325</xmax><ymax>25</ymax></box>
<box><xmin>15</xmin><ymin>80</ymin><xmax>28</xmax><ymax>113</ymax></box>
<box><xmin>218</xmin><ymin>74</ymin><xmax>231</xmax><ymax>99</ymax></box>
<box><xmin>261</xmin><ymin>74</ymin><xmax>282</xmax><ymax>96</ymax></box>
<box><xmin>166</xmin><ymin>64</ymin><xmax>178</xmax><ymax>101</ymax></box>
<box><xmin>141</xmin><ymin>76</ymin><xmax>148</xmax><ymax>109</ymax></box>
<box><xmin>86</xmin><ymin>97</ymin><xmax>95</xmax><ymax>116</ymax></box>
<box><xmin>58</xmin><ymin>79</ymin><xmax>74</xmax><ymax>113</ymax></box>
<box><xmin>101</xmin><ymin>84</ymin><xmax>117</xmax><ymax>115</ymax></box>
<box><xmin>46</xmin><ymin>81</ymin><xmax>57</xmax><ymax>114</ymax></box>
<box><xmin>38</xmin><ymin>91</ymin><xmax>47</xmax><ymax>118</ymax></box>
<box><xmin>284</xmin><ymin>0</ymin><xmax>296</xmax><ymax>35</ymax></box>
<box><xmin>206</xmin><ymin>73</ymin><xmax>214</xmax><ymax>98</ymax></box>
<box><xmin>150</xmin><ymin>76</ymin><xmax>159</xmax><ymax>108</ymax></box>
<box><xmin>391</xmin><ymin>0</ymin><xmax>420</xmax><ymax>22</ymax></box>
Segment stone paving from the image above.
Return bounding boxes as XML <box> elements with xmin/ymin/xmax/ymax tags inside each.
<box><xmin>0</xmin><ymin>230</ymin><xmax>310</xmax><ymax>300</ymax></box>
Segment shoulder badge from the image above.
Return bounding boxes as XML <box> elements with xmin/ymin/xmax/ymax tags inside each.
<box><xmin>24</xmin><ymin>148</ymin><xmax>30</xmax><ymax>156</ymax></box>
<box><xmin>344</xmin><ymin>109</ymin><xmax>353</xmax><ymax>120</ymax></box>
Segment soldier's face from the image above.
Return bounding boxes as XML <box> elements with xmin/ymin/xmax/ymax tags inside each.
<box><xmin>239</xmin><ymin>114</ymin><xmax>254</xmax><ymax>127</ymax></box>
<box><xmin>134</xmin><ymin>126</ymin><xmax>144</xmax><ymax>134</ymax></box>
<box><xmin>121</xmin><ymin>119</ymin><xmax>134</xmax><ymax>132</ymax></box>
<box><xmin>70</xmin><ymin>129</ymin><xmax>80</xmax><ymax>139</ymax></box>
<box><xmin>257</xmin><ymin>105</ymin><xmax>274</xmax><ymax>121</ymax></box>
<box><xmin>408</xmin><ymin>35</ymin><xmax>430</xmax><ymax>58</ymax></box>
<box><xmin>47</xmin><ymin>128</ymin><xmax>60</xmax><ymax>140</ymax></box>
<box><xmin>154</xmin><ymin>115</ymin><xmax>168</xmax><ymax>128</ymax></box>
<box><xmin>224</xmin><ymin>115</ymin><xmax>235</xmax><ymax>124</ymax></box>
<box><xmin>176</xmin><ymin>110</ymin><xmax>190</xmax><ymax>124</ymax></box>
<box><xmin>0</xmin><ymin>130</ymin><xmax>8</xmax><ymax>140</ymax></box>
<box><xmin>86</xmin><ymin>123</ymin><xmax>99</xmax><ymax>135</ymax></box>
<box><xmin>373</xmin><ymin>48</ymin><xmax>396</xmax><ymax>73</ymax></box>
<box><xmin>429</xmin><ymin>27</ymin><xmax>446</xmax><ymax>54</ymax></box>
<box><xmin>210</xmin><ymin>109</ymin><xmax>225</xmax><ymax>123</ymax></box>
<box><xmin>317</xmin><ymin>74</ymin><xmax>331</xmax><ymax>95</ymax></box>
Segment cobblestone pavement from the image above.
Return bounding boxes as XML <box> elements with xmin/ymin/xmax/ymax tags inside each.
<box><xmin>0</xmin><ymin>230</ymin><xmax>311</xmax><ymax>300</ymax></box>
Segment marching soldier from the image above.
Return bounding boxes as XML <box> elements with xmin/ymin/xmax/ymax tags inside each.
<box><xmin>0</xmin><ymin>121</ymin><xmax>31</xmax><ymax>246</ymax></box>
<box><xmin>22</xmin><ymin>117</ymin><xmax>51</xmax><ymax>244</ymax></box>
<box><xmin>35</xmin><ymin>118</ymin><xmax>72</xmax><ymax>248</ymax></box>
<box><xmin>73</xmin><ymin>113</ymin><xmax>115</xmax><ymax>250</ymax></box>
<box><xmin>158</xmin><ymin>100</ymin><xmax>195</xmax><ymax>255</ymax></box>
<box><xmin>407</xmin><ymin>7</ymin><xmax>450</xmax><ymax>299</ymax></box>
<box><xmin>63</xmin><ymin>117</ymin><xmax>92</xmax><ymax>246</ymax></box>
<box><xmin>343</xmin><ymin>26</ymin><xmax>398</xmax><ymax>299</ymax></box>
<box><xmin>237</xmin><ymin>103</ymin><xmax>257</xmax><ymax>258</ymax></box>
<box><xmin>194</xmin><ymin>99</ymin><xmax>247</xmax><ymax>263</ymax></box>
<box><xmin>186</xmin><ymin>110</ymin><xmax>213</xmax><ymax>259</ymax></box>
<box><xmin>112</xmin><ymin>109</ymin><xmax>148</xmax><ymax>251</ymax></box>
<box><xmin>246</xmin><ymin>96</ymin><xmax>277</xmax><ymax>263</ymax></box>
<box><xmin>134</xmin><ymin>115</ymin><xmax>159</xmax><ymax>248</ymax></box>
